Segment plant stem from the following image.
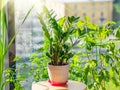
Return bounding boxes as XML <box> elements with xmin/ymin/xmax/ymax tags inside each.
<box><xmin>56</xmin><ymin>44</ymin><xmax>59</xmax><ymax>65</ymax></box>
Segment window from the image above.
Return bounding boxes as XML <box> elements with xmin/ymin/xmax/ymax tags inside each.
<box><xmin>91</xmin><ymin>2</ymin><xmax>95</xmax><ymax>10</ymax></box>
<box><xmin>92</xmin><ymin>12</ymin><xmax>95</xmax><ymax>18</ymax></box>
<box><xmin>15</xmin><ymin>0</ymin><xmax>43</xmax><ymax>89</ymax></box>
<box><xmin>82</xmin><ymin>4</ymin><xmax>86</xmax><ymax>10</ymax></box>
<box><xmin>83</xmin><ymin>12</ymin><xmax>86</xmax><ymax>17</ymax></box>
<box><xmin>100</xmin><ymin>2</ymin><xmax>104</xmax><ymax>10</ymax></box>
<box><xmin>74</xmin><ymin>4</ymin><xmax>78</xmax><ymax>16</ymax></box>
<box><xmin>15</xmin><ymin>0</ymin><xmax>42</xmax><ymax>57</ymax></box>
<box><xmin>101</xmin><ymin>12</ymin><xmax>104</xmax><ymax>17</ymax></box>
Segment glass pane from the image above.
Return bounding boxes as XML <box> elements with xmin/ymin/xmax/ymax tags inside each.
<box><xmin>15</xmin><ymin>0</ymin><xmax>43</xmax><ymax>89</ymax></box>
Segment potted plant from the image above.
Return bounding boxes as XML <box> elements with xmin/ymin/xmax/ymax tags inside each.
<box><xmin>38</xmin><ymin>6</ymin><xmax>81</xmax><ymax>86</ymax></box>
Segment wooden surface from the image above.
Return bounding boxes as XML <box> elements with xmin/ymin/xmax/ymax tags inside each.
<box><xmin>32</xmin><ymin>80</ymin><xmax>87</xmax><ymax>90</ymax></box>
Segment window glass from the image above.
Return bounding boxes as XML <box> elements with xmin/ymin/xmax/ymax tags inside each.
<box><xmin>15</xmin><ymin>0</ymin><xmax>43</xmax><ymax>89</ymax></box>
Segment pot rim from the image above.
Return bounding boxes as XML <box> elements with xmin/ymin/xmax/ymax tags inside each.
<box><xmin>47</xmin><ymin>62</ymin><xmax>69</xmax><ymax>66</ymax></box>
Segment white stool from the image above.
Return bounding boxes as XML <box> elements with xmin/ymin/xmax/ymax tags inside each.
<box><xmin>32</xmin><ymin>80</ymin><xmax>87</xmax><ymax>90</ymax></box>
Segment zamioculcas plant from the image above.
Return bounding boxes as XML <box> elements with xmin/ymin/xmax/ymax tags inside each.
<box><xmin>38</xmin><ymin>6</ymin><xmax>84</xmax><ymax>86</ymax></box>
<box><xmin>39</xmin><ymin>6</ymin><xmax>80</xmax><ymax>66</ymax></box>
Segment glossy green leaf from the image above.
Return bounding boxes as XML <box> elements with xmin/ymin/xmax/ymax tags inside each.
<box><xmin>115</xmin><ymin>27</ymin><xmax>120</xmax><ymax>39</ymax></box>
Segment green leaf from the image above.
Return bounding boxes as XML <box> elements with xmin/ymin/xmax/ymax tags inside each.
<box><xmin>46</xmin><ymin>52</ymin><xmax>51</xmax><ymax>58</ymax></box>
<box><xmin>38</xmin><ymin>14</ymin><xmax>51</xmax><ymax>41</ymax></box>
<box><xmin>13</xmin><ymin>56</ymin><xmax>22</xmax><ymax>62</ymax></box>
<box><xmin>91</xmin><ymin>60</ymin><xmax>97</xmax><ymax>67</ymax></box>
<box><xmin>4</xmin><ymin>31</ymin><xmax>18</xmax><ymax>56</ymax></box>
<box><xmin>21</xmin><ymin>5</ymin><xmax>34</xmax><ymax>25</ymax></box>
<box><xmin>77</xmin><ymin>21</ymin><xmax>84</xmax><ymax>29</ymax></box>
<box><xmin>68</xmin><ymin>16</ymin><xmax>79</xmax><ymax>23</ymax></box>
<box><xmin>87</xmin><ymin>23</ymin><xmax>98</xmax><ymax>30</ymax></box>
<box><xmin>84</xmin><ymin>16</ymin><xmax>90</xmax><ymax>21</ymax></box>
<box><xmin>115</xmin><ymin>27</ymin><xmax>120</xmax><ymax>39</ymax></box>
<box><xmin>58</xmin><ymin>17</ymin><xmax>65</xmax><ymax>28</ymax></box>
<box><xmin>73</xmin><ymin>55</ymin><xmax>79</xmax><ymax>63</ymax></box>
<box><xmin>110</xmin><ymin>68</ymin><xmax>114</xmax><ymax>77</ymax></box>
<box><xmin>105</xmin><ymin>21</ymin><xmax>116</xmax><ymax>26</ymax></box>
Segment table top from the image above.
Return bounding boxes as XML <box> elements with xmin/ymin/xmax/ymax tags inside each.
<box><xmin>32</xmin><ymin>80</ymin><xmax>87</xmax><ymax>90</ymax></box>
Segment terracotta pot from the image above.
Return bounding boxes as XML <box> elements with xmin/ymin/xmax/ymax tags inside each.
<box><xmin>47</xmin><ymin>63</ymin><xmax>69</xmax><ymax>84</ymax></box>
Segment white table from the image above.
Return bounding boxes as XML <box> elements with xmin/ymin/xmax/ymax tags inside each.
<box><xmin>32</xmin><ymin>80</ymin><xmax>87</xmax><ymax>90</ymax></box>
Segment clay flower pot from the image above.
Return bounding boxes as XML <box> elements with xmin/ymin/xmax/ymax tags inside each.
<box><xmin>47</xmin><ymin>63</ymin><xmax>69</xmax><ymax>86</ymax></box>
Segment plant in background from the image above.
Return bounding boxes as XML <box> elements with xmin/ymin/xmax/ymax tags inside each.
<box><xmin>69</xmin><ymin>17</ymin><xmax>120</xmax><ymax>90</ymax></box>
<box><xmin>30</xmin><ymin>53</ymin><xmax>49</xmax><ymax>82</ymax></box>
<box><xmin>4</xmin><ymin>67</ymin><xmax>24</xmax><ymax>90</ymax></box>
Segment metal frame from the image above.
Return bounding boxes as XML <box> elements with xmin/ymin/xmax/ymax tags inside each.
<box><xmin>6</xmin><ymin>0</ymin><xmax>16</xmax><ymax>90</ymax></box>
